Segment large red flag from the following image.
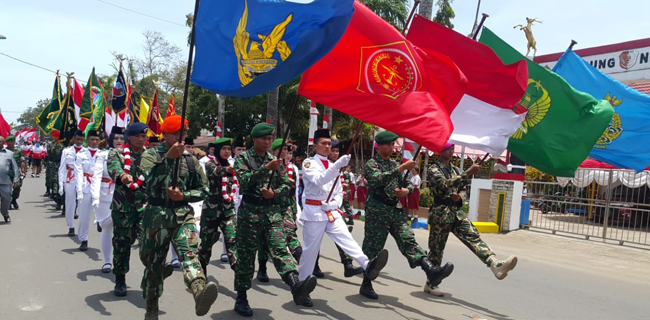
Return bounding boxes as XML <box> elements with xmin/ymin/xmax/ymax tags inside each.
<box><xmin>0</xmin><ymin>109</ymin><xmax>11</xmax><ymax>138</ymax></box>
<box><xmin>147</xmin><ymin>89</ymin><xmax>162</xmax><ymax>136</ymax></box>
<box><xmin>407</xmin><ymin>16</ymin><xmax>528</xmax><ymax>155</ymax></box>
<box><xmin>298</xmin><ymin>1</ymin><xmax>467</xmax><ymax>152</ymax></box>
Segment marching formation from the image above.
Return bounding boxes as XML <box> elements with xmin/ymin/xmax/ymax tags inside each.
<box><xmin>2</xmin><ymin>115</ymin><xmax>519</xmax><ymax>320</ymax></box>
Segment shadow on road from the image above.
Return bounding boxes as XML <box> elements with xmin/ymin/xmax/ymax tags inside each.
<box><xmin>410</xmin><ymin>291</ymin><xmax>512</xmax><ymax>320</ymax></box>
<box><xmin>78</xmin><ymin>268</ymin><xmax>114</xmax><ymax>282</ymax></box>
<box><xmin>212</xmin><ymin>307</ymin><xmax>273</xmax><ymax>320</ymax></box>
<box><xmin>345</xmin><ymin>294</ymin><xmax>443</xmax><ymax>320</ymax></box>
<box><xmin>62</xmin><ymin>247</ymin><xmax>101</xmax><ymax>261</ymax></box>
<box><xmin>85</xmin><ymin>289</ymin><xmax>159</xmax><ymax>317</ymax></box>
<box><xmin>282</xmin><ymin>298</ymin><xmax>355</xmax><ymax>320</ymax></box>
<box><xmin>377</xmin><ymin>271</ymin><xmax>421</xmax><ymax>288</ymax></box>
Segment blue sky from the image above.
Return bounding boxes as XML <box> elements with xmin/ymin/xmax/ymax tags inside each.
<box><xmin>1</xmin><ymin>0</ymin><xmax>649</xmax><ymax>125</ymax></box>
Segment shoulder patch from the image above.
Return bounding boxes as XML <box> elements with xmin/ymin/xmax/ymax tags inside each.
<box><xmin>303</xmin><ymin>161</ymin><xmax>311</xmax><ymax>169</ymax></box>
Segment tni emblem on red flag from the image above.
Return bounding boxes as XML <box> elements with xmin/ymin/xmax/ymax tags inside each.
<box><xmin>358</xmin><ymin>42</ymin><xmax>422</xmax><ymax>99</ymax></box>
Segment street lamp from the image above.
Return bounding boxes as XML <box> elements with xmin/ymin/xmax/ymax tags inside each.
<box><xmin>0</xmin><ymin>35</ymin><xmax>6</xmax><ymax>40</ymax></box>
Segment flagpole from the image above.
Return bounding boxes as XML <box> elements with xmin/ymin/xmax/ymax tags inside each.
<box><xmin>172</xmin><ymin>0</ymin><xmax>201</xmax><ymax>187</ymax></box>
<box><xmin>569</xmin><ymin>40</ymin><xmax>578</xmax><ymax>50</ymax></box>
<box><xmin>326</xmin><ymin>121</ymin><xmax>364</xmax><ymax>202</ymax></box>
<box><xmin>400</xmin><ymin>145</ymin><xmax>422</xmax><ymax>185</ymax></box>
<box><xmin>471</xmin><ymin>13</ymin><xmax>489</xmax><ymax>40</ymax></box>
<box><xmin>402</xmin><ymin>0</ymin><xmax>421</xmax><ymax>35</ymax></box>
<box><xmin>266</xmin><ymin>94</ymin><xmax>301</xmax><ymax>189</ymax></box>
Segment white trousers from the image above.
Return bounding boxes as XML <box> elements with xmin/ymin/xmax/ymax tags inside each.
<box><xmin>63</xmin><ymin>182</ymin><xmax>77</xmax><ymax>229</ymax></box>
<box><xmin>191</xmin><ymin>201</ymin><xmax>203</xmax><ymax>234</ymax></box>
<box><xmin>96</xmin><ymin>200</ymin><xmax>114</xmax><ymax>264</ymax></box>
<box><xmin>77</xmin><ymin>192</ymin><xmax>95</xmax><ymax>242</ymax></box>
<box><xmin>298</xmin><ymin>218</ymin><xmax>369</xmax><ymax>281</ymax></box>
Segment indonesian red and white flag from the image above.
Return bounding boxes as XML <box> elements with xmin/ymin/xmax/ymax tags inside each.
<box><xmin>308</xmin><ymin>101</ymin><xmax>319</xmax><ymax>146</ymax></box>
<box><xmin>323</xmin><ymin>113</ymin><xmax>330</xmax><ymax>129</ymax></box>
<box><xmin>407</xmin><ymin>16</ymin><xmax>528</xmax><ymax>155</ymax></box>
<box><xmin>73</xmin><ymin>78</ymin><xmax>85</xmax><ymax>128</ymax></box>
<box><xmin>22</xmin><ymin>127</ymin><xmax>36</xmax><ymax>141</ymax></box>
<box><xmin>216</xmin><ymin>121</ymin><xmax>223</xmax><ymax>138</ymax></box>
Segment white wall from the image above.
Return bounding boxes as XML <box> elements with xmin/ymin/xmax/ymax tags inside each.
<box><xmin>468</xmin><ymin>178</ymin><xmax>492</xmax><ymax>221</ymax></box>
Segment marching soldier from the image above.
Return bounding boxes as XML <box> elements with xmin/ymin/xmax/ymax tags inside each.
<box><xmin>5</xmin><ymin>136</ymin><xmax>26</xmax><ymax>210</ymax></box>
<box><xmin>299</xmin><ymin>129</ymin><xmax>388</xmax><ymax>307</ymax></box>
<box><xmin>233</xmin><ymin>123</ymin><xmax>316</xmax><ymax>317</ymax></box>
<box><xmin>91</xmin><ymin>126</ymin><xmax>125</xmax><ymax>273</ymax></box>
<box><xmin>58</xmin><ymin>130</ymin><xmax>85</xmax><ymax>236</ymax></box>
<box><xmin>74</xmin><ymin>130</ymin><xmax>102</xmax><ymax>252</ymax></box>
<box><xmin>361</xmin><ymin>131</ymin><xmax>453</xmax><ymax>299</ymax></box>
<box><xmin>425</xmin><ymin>143</ymin><xmax>517</xmax><ymax>296</ymax></box>
<box><xmin>139</xmin><ymin>115</ymin><xmax>217</xmax><ymax>319</ymax></box>
<box><xmin>198</xmin><ymin>137</ymin><xmax>238</xmax><ymax>275</ymax></box>
<box><xmin>48</xmin><ymin>140</ymin><xmax>64</xmax><ymax>210</ymax></box>
<box><xmin>257</xmin><ymin>139</ymin><xmax>303</xmax><ymax>282</ymax></box>
<box><xmin>107</xmin><ymin>123</ymin><xmax>152</xmax><ymax>297</ymax></box>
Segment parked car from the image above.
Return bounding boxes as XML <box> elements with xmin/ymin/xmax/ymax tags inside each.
<box><xmin>593</xmin><ymin>202</ymin><xmax>650</xmax><ymax>227</ymax></box>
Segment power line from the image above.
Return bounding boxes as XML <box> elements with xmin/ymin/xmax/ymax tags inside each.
<box><xmin>0</xmin><ymin>52</ymin><xmax>87</xmax><ymax>84</ymax></box>
<box><xmin>95</xmin><ymin>0</ymin><xmax>186</xmax><ymax>27</ymax></box>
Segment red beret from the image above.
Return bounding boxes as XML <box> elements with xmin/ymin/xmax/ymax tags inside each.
<box><xmin>161</xmin><ymin>115</ymin><xmax>189</xmax><ymax>134</ymax></box>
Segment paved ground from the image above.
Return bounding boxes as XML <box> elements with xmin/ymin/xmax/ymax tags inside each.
<box><xmin>1</xmin><ymin>177</ymin><xmax>649</xmax><ymax>320</ymax></box>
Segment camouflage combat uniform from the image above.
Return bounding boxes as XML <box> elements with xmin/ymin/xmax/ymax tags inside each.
<box><xmin>234</xmin><ymin>149</ymin><xmax>297</xmax><ymax>291</ymax></box>
<box><xmin>362</xmin><ymin>154</ymin><xmax>427</xmax><ymax>267</ymax></box>
<box><xmin>138</xmin><ymin>144</ymin><xmax>209</xmax><ymax>300</ymax></box>
<box><xmin>258</xmin><ymin>162</ymin><xmax>301</xmax><ymax>265</ymax></box>
<box><xmin>427</xmin><ymin>160</ymin><xmax>495</xmax><ymax>267</ymax></box>
<box><xmin>107</xmin><ymin>147</ymin><xmax>148</xmax><ymax>276</ymax></box>
<box><xmin>7</xmin><ymin>146</ymin><xmax>25</xmax><ymax>204</ymax></box>
<box><xmin>48</xmin><ymin>143</ymin><xmax>64</xmax><ymax>205</ymax></box>
<box><xmin>198</xmin><ymin>158</ymin><xmax>238</xmax><ymax>271</ymax></box>
<box><xmin>341</xmin><ymin>171</ymin><xmax>353</xmax><ymax>215</ymax></box>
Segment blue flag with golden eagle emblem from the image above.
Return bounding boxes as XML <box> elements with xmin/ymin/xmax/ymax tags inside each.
<box><xmin>553</xmin><ymin>48</ymin><xmax>650</xmax><ymax>172</ymax></box>
<box><xmin>191</xmin><ymin>0</ymin><xmax>354</xmax><ymax>98</ymax></box>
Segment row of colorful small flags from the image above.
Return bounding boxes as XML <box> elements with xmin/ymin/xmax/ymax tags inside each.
<box><xmin>35</xmin><ymin>66</ymin><xmax>176</xmax><ymax>145</ymax></box>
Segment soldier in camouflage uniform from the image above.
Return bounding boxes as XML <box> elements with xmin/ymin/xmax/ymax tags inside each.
<box><xmin>48</xmin><ymin>141</ymin><xmax>64</xmax><ymax>210</ymax></box>
<box><xmin>198</xmin><ymin>137</ymin><xmax>238</xmax><ymax>275</ymax></box>
<box><xmin>233</xmin><ymin>123</ymin><xmax>316</xmax><ymax>317</ymax></box>
<box><xmin>138</xmin><ymin>116</ymin><xmax>217</xmax><ymax>320</ymax></box>
<box><xmin>5</xmin><ymin>136</ymin><xmax>26</xmax><ymax>210</ymax></box>
<box><xmin>425</xmin><ymin>143</ymin><xmax>517</xmax><ymax>297</ymax></box>
<box><xmin>106</xmin><ymin>123</ymin><xmax>152</xmax><ymax>297</ymax></box>
<box><xmin>256</xmin><ymin>139</ymin><xmax>302</xmax><ymax>283</ymax></box>
<box><xmin>361</xmin><ymin>131</ymin><xmax>454</xmax><ymax>300</ymax></box>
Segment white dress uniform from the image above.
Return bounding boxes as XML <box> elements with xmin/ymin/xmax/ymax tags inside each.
<box><xmin>58</xmin><ymin>145</ymin><xmax>84</xmax><ymax>230</ymax></box>
<box><xmin>75</xmin><ymin>147</ymin><xmax>99</xmax><ymax>243</ymax></box>
<box><xmin>298</xmin><ymin>154</ymin><xmax>369</xmax><ymax>281</ymax></box>
<box><xmin>91</xmin><ymin>149</ymin><xmax>115</xmax><ymax>266</ymax></box>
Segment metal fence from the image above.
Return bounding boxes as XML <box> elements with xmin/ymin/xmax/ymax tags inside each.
<box><xmin>525</xmin><ymin>169</ymin><xmax>650</xmax><ymax>246</ymax></box>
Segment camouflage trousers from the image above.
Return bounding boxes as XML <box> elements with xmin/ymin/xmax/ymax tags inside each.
<box><xmin>258</xmin><ymin>204</ymin><xmax>301</xmax><ymax>264</ymax></box>
<box><xmin>140</xmin><ymin>215</ymin><xmax>204</xmax><ymax>300</ymax></box>
<box><xmin>46</xmin><ymin>166</ymin><xmax>57</xmax><ymax>190</ymax></box>
<box><xmin>112</xmin><ymin>210</ymin><xmax>142</xmax><ymax>275</ymax></box>
<box><xmin>198</xmin><ymin>206</ymin><xmax>237</xmax><ymax>269</ymax></box>
<box><xmin>427</xmin><ymin>208</ymin><xmax>495</xmax><ymax>267</ymax></box>
<box><xmin>236</xmin><ymin>202</ymin><xmax>297</xmax><ymax>291</ymax></box>
<box><xmin>363</xmin><ymin>203</ymin><xmax>427</xmax><ymax>268</ymax></box>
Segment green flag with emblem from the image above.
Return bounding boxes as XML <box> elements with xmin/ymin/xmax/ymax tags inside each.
<box><xmin>479</xmin><ymin>27</ymin><xmax>614</xmax><ymax>177</ymax></box>
<box><xmin>80</xmin><ymin>67</ymin><xmax>107</xmax><ymax>136</ymax></box>
<box><xmin>36</xmin><ymin>74</ymin><xmax>64</xmax><ymax>134</ymax></box>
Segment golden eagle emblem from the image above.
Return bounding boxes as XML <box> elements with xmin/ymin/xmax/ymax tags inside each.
<box><xmin>511</xmin><ymin>79</ymin><xmax>551</xmax><ymax>140</ymax></box>
<box><xmin>595</xmin><ymin>93</ymin><xmax>623</xmax><ymax>148</ymax></box>
<box><xmin>234</xmin><ymin>0</ymin><xmax>293</xmax><ymax>87</ymax></box>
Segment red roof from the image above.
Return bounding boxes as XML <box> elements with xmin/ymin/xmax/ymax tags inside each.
<box><xmin>628</xmin><ymin>82</ymin><xmax>650</xmax><ymax>95</ymax></box>
<box><xmin>535</xmin><ymin>37</ymin><xmax>650</xmax><ymax>63</ymax></box>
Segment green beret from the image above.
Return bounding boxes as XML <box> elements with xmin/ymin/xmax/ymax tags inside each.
<box><xmin>271</xmin><ymin>138</ymin><xmax>285</xmax><ymax>150</ymax></box>
<box><xmin>5</xmin><ymin>135</ymin><xmax>15</xmax><ymax>141</ymax></box>
<box><xmin>251</xmin><ymin>123</ymin><xmax>275</xmax><ymax>138</ymax></box>
<box><xmin>213</xmin><ymin>137</ymin><xmax>232</xmax><ymax>146</ymax></box>
<box><xmin>375</xmin><ymin>131</ymin><xmax>399</xmax><ymax>145</ymax></box>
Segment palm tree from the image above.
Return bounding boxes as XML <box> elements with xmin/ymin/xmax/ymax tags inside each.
<box><xmin>361</xmin><ymin>0</ymin><xmax>409</xmax><ymax>30</ymax></box>
<box><xmin>333</xmin><ymin>116</ymin><xmax>375</xmax><ymax>172</ymax></box>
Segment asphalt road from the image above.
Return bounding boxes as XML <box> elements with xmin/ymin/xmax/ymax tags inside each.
<box><xmin>1</xmin><ymin>176</ymin><xmax>648</xmax><ymax>320</ymax></box>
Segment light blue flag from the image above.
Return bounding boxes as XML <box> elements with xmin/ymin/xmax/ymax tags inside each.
<box><xmin>553</xmin><ymin>48</ymin><xmax>650</xmax><ymax>172</ymax></box>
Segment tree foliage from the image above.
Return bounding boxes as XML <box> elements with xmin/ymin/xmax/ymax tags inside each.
<box><xmin>433</xmin><ymin>0</ymin><xmax>455</xmax><ymax>29</ymax></box>
<box><xmin>18</xmin><ymin>99</ymin><xmax>50</xmax><ymax>128</ymax></box>
<box><xmin>361</xmin><ymin>0</ymin><xmax>409</xmax><ymax>30</ymax></box>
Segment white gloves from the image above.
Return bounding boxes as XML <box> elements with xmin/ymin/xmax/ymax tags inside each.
<box><xmin>92</xmin><ymin>199</ymin><xmax>100</xmax><ymax>210</ymax></box>
<box><xmin>321</xmin><ymin>201</ymin><xmax>339</xmax><ymax>212</ymax></box>
<box><xmin>334</xmin><ymin>154</ymin><xmax>351</xmax><ymax>169</ymax></box>
<box><xmin>77</xmin><ymin>193</ymin><xmax>84</xmax><ymax>202</ymax></box>
<box><xmin>58</xmin><ymin>186</ymin><xmax>64</xmax><ymax>196</ymax></box>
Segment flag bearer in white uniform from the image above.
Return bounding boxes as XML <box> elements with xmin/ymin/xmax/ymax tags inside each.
<box><xmin>298</xmin><ymin>129</ymin><xmax>389</xmax><ymax>307</ymax></box>
<box><xmin>91</xmin><ymin>126</ymin><xmax>125</xmax><ymax>273</ymax></box>
<box><xmin>75</xmin><ymin>129</ymin><xmax>101</xmax><ymax>252</ymax></box>
<box><xmin>58</xmin><ymin>130</ymin><xmax>85</xmax><ymax>237</ymax></box>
